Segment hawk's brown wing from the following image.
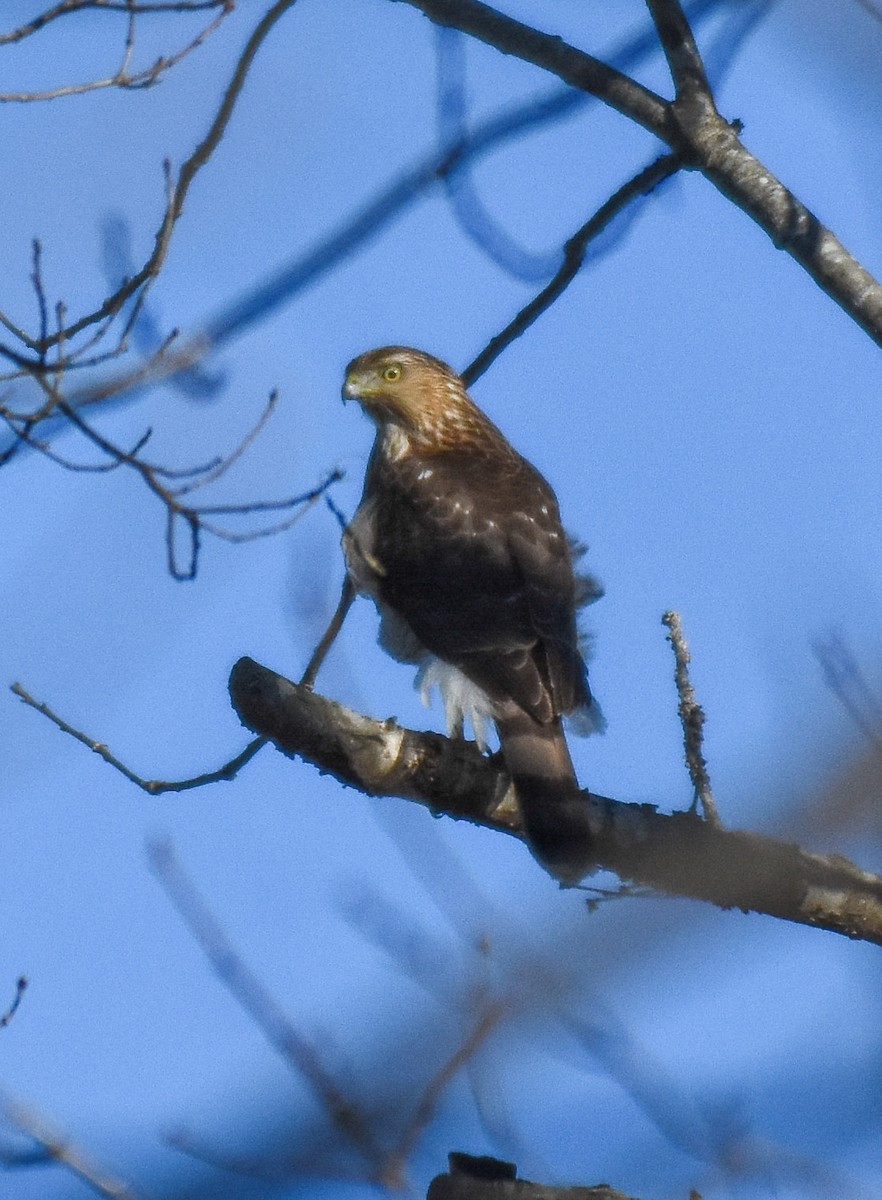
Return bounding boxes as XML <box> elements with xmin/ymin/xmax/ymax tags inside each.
<box><xmin>367</xmin><ymin>446</ymin><xmax>590</xmax><ymax>725</ymax></box>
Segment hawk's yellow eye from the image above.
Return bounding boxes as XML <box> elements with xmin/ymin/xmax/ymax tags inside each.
<box><xmin>383</xmin><ymin>364</ymin><xmax>402</xmax><ymax>383</ymax></box>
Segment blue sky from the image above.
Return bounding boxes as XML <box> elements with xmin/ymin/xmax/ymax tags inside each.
<box><xmin>2</xmin><ymin>1</ymin><xmax>882</xmax><ymax>1197</ymax></box>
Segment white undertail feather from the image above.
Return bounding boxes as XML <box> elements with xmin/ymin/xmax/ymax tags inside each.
<box><xmin>417</xmin><ymin>657</ymin><xmax>605</xmax><ymax>745</ymax></box>
<box><xmin>417</xmin><ymin>658</ymin><xmax>495</xmax><ymax>751</ymax></box>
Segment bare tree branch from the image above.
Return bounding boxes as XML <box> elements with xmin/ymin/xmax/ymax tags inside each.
<box><xmin>14</xmin><ymin>87</ymin><xmax>613</xmax><ymax>417</ymax></box>
<box><xmin>151</xmin><ymin>840</ymin><xmax>521</xmax><ymax>1191</ymax></box>
<box><xmin>394</xmin><ymin>0</ymin><xmax>671</xmax><ymax>135</ymax></box>
<box><xmin>10</xmin><ymin>681</ymin><xmax>267</xmax><ymax>793</ymax></box>
<box><xmin>0</xmin><ymin>0</ymin><xmax>290</xmax><ymax>360</ymax></box>
<box><xmin>854</xmin><ymin>0</ymin><xmax>882</xmax><ymax>24</ymax></box>
<box><xmin>1</xmin><ymin>381</ymin><xmax>342</xmax><ymax>577</ymax></box>
<box><xmin>386</xmin><ymin>1006</ymin><xmax>505</xmax><ymax>1186</ymax></box>
<box><xmin>0</xmin><ymin>2</ymin><xmax>234</xmax><ymax>102</ymax></box>
<box><xmin>434</xmin><ymin>0</ymin><xmax>730</xmax><ymax>284</ymax></box>
<box><xmin>646</xmin><ymin>0</ymin><xmax>712</xmax><ymax>99</ymax></box>
<box><xmin>662</xmin><ymin>610</ymin><xmax>720</xmax><ymax>827</ymax></box>
<box><xmin>0</xmin><ymin>0</ymin><xmax>227</xmax><ymax>48</ymax></box>
<box><xmin>0</xmin><ymin>0</ymin><xmax>228</xmax><ymax>49</ymax></box>
<box><xmin>435</xmin><ymin>27</ymin><xmax>564</xmax><ymax>283</ymax></box>
<box><xmin>300</xmin><ymin>576</ymin><xmax>356</xmax><ymax>689</ymax></box>
<box><xmin>228</xmin><ymin>656</ymin><xmax>882</xmax><ymax>948</ymax></box>
<box><xmin>463</xmin><ymin>151</ymin><xmax>683</xmax><ymax>385</ymax></box>
<box><xmin>394</xmin><ymin>0</ymin><xmax>882</xmax><ymax>352</ymax></box>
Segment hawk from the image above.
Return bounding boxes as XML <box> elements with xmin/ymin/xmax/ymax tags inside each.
<box><xmin>342</xmin><ymin>346</ymin><xmax>601</xmax><ymax>883</ymax></box>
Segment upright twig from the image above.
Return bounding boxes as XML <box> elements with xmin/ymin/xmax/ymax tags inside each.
<box><xmin>662</xmin><ymin>611</ymin><xmax>720</xmax><ymax>827</ymax></box>
<box><xmin>384</xmin><ymin>1003</ymin><xmax>505</xmax><ymax>1187</ymax></box>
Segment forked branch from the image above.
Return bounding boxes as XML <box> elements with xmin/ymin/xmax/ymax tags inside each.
<box><xmin>395</xmin><ymin>0</ymin><xmax>882</xmax><ymax>350</ymax></box>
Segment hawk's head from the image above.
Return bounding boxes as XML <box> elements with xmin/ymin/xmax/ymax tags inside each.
<box><xmin>342</xmin><ymin>346</ymin><xmax>505</xmax><ymax>457</ymax></box>
<box><xmin>342</xmin><ymin>346</ymin><xmax>464</xmax><ymax>435</ymax></box>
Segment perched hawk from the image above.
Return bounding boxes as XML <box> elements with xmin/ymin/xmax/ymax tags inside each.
<box><xmin>342</xmin><ymin>346</ymin><xmax>601</xmax><ymax>883</ymax></box>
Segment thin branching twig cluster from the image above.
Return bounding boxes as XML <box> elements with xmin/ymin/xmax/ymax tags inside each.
<box><xmin>0</xmin><ymin>0</ymin><xmax>345</xmax><ymax>577</ymax></box>
<box><xmin>0</xmin><ymin>1</ymin><xmax>234</xmax><ymax>102</ymax></box>
<box><xmin>4</xmin><ymin>0</ymin><xmax>882</xmax><ymax>585</ymax></box>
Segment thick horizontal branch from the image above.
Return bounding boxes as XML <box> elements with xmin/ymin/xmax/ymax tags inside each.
<box><xmin>229</xmin><ymin>657</ymin><xmax>882</xmax><ymax>948</ymax></box>
<box><xmin>229</xmin><ymin>656</ymin><xmax>517</xmax><ymax>825</ymax></box>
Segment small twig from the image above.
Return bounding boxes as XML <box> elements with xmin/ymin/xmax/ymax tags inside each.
<box><xmin>164</xmin><ymin>1127</ymin><xmax>370</xmax><ymax>1184</ymax></box>
<box><xmin>10</xmin><ymin>682</ymin><xmax>266</xmax><ymax>793</ymax></box>
<box><xmin>119</xmin><ymin>3</ymin><xmax>137</xmax><ymax>77</ymax></box>
<box><xmin>53</xmin><ymin>300</ymin><xmax>68</xmax><ymax>386</ymax></box>
<box><xmin>176</xmin><ymin>389</ymin><xmax>280</xmax><ymax>495</ymax></box>
<box><xmin>0</xmin><ymin>414</ymin><xmax>122</xmax><ymax>472</ymax></box>
<box><xmin>463</xmin><ymin>152</ymin><xmax>682</xmax><ymax>385</ymax></box>
<box><xmin>193</xmin><ymin>469</ymin><xmax>344</xmax><ymax>516</ymax></box>
<box><xmin>30</xmin><ymin>241</ymin><xmax>48</xmax><ymax>357</ymax></box>
<box><xmin>0</xmin><ymin>978</ymin><xmax>27</xmax><ymax>1029</ymax></box>
<box><xmin>198</xmin><ymin>498</ymin><xmax>341</xmax><ymax>542</ymax></box>
<box><xmin>662</xmin><ymin>611</ymin><xmax>720</xmax><ymax>827</ymax></box>
<box><xmin>581</xmin><ymin>884</ymin><xmax>658</xmax><ymax>913</ymax></box>
<box><xmin>30</xmin><ymin>389</ymin><xmax>342</xmax><ymax>578</ymax></box>
<box><xmin>0</xmin><ymin>1</ymin><xmax>227</xmax><ymax>47</ymax></box>
<box><xmin>0</xmin><ymin>1</ymin><xmax>234</xmax><ymax>102</ymax></box>
<box><xmin>300</xmin><ymin>576</ymin><xmax>355</xmax><ymax>689</ymax></box>
<box><xmin>0</xmin><ymin>307</ymin><xmax>38</xmax><ymax>350</ymax></box>
<box><xmin>324</xmin><ymin>492</ymin><xmax>350</xmax><ymax>532</ymax></box>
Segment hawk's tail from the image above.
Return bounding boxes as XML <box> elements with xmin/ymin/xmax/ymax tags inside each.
<box><xmin>495</xmin><ymin>707</ymin><xmax>594</xmax><ymax>885</ymax></box>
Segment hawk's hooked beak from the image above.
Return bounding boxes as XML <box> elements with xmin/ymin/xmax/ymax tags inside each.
<box><xmin>343</xmin><ymin>371</ymin><xmax>373</xmax><ymax>403</ymax></box>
